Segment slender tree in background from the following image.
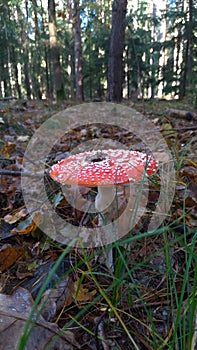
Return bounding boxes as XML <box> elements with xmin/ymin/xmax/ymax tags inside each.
<box><xmin>180</xmin><ymin>0</ymin><xmax>194</xmax><ymax>99</ymax></box>
<box><xmin>48</xmin><ymin>0</ymin><xmax>65</xmax><ymax>100</ymax></box>
<box><xmin>32</xmin><ymin>0</ymin><xmax>43</xmax><ymax>99</ymax></box>
<box><xmin>40</xmin><ymin>0</ymin><xmax>51</xmax><ymax>98</ymax></box>
<box><xmin>16</xmin><ymin>3</ymin><xmax>32</xmax><ymax>99</ymax></box>
<box><xmin>66</xmin><ymin>0</ymin><xmax>75</xmax><ymax>99</ymax></box>
<box><xmin>106</xmin><ymin>0</ymin><xmax>127</xmax><ymax>102</ymax></box>
<box><xmin>74</xmin><ymin>0</ymin><xmax>84</xmax><ymax>101</ymax></box>
<box><xmin>150</xmin><ymin>0</ymin><xmax>157</xmax><ymax>99</ymax></box>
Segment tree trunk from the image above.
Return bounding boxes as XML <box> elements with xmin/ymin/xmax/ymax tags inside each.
<box><xmin>150</xmin><ymin>0</ymin><xmax>157</xmax><ymax>99</ymax></box>
<box><xmin>180</xmin><ymin>0</ymin><xmax>193</xmax><ymax>99</ymax></box>
<box><xmin>23</xmin><ymin>57</ymin><xmax>31</xmax><ymax>99</ymax></box>
<box><xmin>16</xmin><ymin>4</ymin><xmax>32</xmax><ymax>99</ymax></box>
<box><xmin>168</xmin><ymin>109</ymin><xmax>196</xmax><ymax>120</ymax></box>
<box><xmin>40</xmin><ymin>0</ymin><xmax>50</xmax><ymax>98</ymax></box>
<box><xmin>32</xmin><ymin>0</ymin><xmax>42</xmax><ymax>99</ymax></box>
<box><xmin>187</xmin><ymin>0</ymin><xmax>193</xmax><ymax>89</ymax></box>
<box><xmin>74</xmin><ymin>0</ymin><xmax>84</xmax><ymax>101</ymax></box>
<box><xmin>106</xmin><ymin>0</ymin><xmax>127</xmax><ymax>102</ymax></box>
<box><xmin>48</xmin><ymin>0</ymin><xmax>65</xmax><ymax>100</ymax></box>
<box><xmin>12</xmin><ymin>47</ymin><xmax>22</xmax><ymax>99</ymax></box>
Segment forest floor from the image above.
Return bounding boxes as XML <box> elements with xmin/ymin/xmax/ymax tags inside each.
<box><xmin>0</xmin><ymin>98</ymin><xmax>196</xmax><ymax>350</ymax></box>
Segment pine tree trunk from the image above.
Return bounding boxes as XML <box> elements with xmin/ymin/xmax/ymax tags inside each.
<box><xmin>181</xmin><ymin>0</ymin><xmax>193</xmax><ymax>99</ymax></box>
<box><xmin>40</xmin><ymin>1</ymin><xmax>50</xmax><ymax>98</ymax></box>
<box><xmin>32</xmin><ymin>0</ymin><xmax>42</xmax><ymax>99</ymax></box>
<box><xmin>48</xmin><ymin>0</ymin><xmax>65</xmax><ymax>100</ymax></box>
<box><xmin>187</xmin><ymin>0</ymin><xmax>193</xmax><ymax>88</ymax></box>
<box><xmin>74</xmin><ymin>1</ymin><xmax>84</xmax><ymax>101</ymax></box>
<box><xmin>12</xmin><ymin>47</ymin><xmax>22</xmax><ymax>99</ymax></box>
<box><xmin>23</xmin><ymin>58</ymin><xmax>31</xmax><ymax>99</ymax></box>
<box><xmin>16</xmin><ymin>4</ymin><xmax>32</xmax><ymax>99</ymax></box>
<box><xmin>106</xmin><ymin>0</ymin><xmax>127</xmax><ymax>102</ymax></box>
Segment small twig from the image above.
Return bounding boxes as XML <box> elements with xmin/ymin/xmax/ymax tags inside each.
<box><xmin>169</xmin><ymin>126</ymin><xmax>197</xmax><ymax>131</ymax></box>
<box><xmin>0</xmin><ymin>169</ymin><xmax>45</xmax><ymax>177</ymax></box>
<box><xmin>161</xmin><ymin>127</ymin><xmax>197</xmax><ymax>138</ymax></box>
<box><xmin>95</xmin><ymin>309</ymin><xmax>110</xmax><ymax>350</ymax></box>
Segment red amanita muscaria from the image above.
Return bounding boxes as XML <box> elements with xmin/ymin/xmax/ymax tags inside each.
<box><xmin>50</xmin><ymin>149</ymin><xmax>158</xmax><ymax>269</ymax></box>
<box><xmin>50</xmin><ymin>149</ymin><xmax>158</xmax><ymax>213</ymax></box>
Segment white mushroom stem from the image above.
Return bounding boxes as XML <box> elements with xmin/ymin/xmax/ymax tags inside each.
<box><xmin>95</xmin><ymin>186</ymin><xmax>116</xmax><ymax>215</ymax></box>
<box><xmin>95</xmin><ymin>186</ymin><xmax>117</xmax><ymax>271</ymax></box>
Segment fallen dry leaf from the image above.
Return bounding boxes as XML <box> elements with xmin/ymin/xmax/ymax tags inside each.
<box><xmin>71</xmin><ymin>278</ymin><xmax>97</xmax><ymax>305</ymax></box>
<box><xmin>1</xmin><ymin>143</ymin><xmax>16</xmax><ymax>158</ymax></box>
<box><xmin>0</xmin><ymin>287</ymin><xmax>80</xmax><ymax>350</ymax></box>
<box><xmin>0</xmin><ymin>108</ymin><xmax>9</xmax><ymax>114</ymax></box>
<box><xmin>0</xmin><ymin>244</ymin><xmax>25</xmax><ymax>272</ymax></box>
<box><xmin>180</xmin><ymin>166</ymin><xmax>197</xmax><ymax>181</ymax></box>
<box><xmin>4</xmin><ymin>208</ymin><xmax>27</xmax><ymax>224</ymax></box>
<box><xmin>38</xmin><ymin>276</ymin><xmax>73</xmax><ymax>321</ymax></box>
<box><xmin>11</xmin><ymin>213</ymin><xmax>43</xmax><ymax>235</ymax></box>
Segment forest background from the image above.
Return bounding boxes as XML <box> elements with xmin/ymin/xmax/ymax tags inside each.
<box><xmin>0</xmin><ymin>0</ymin><xmax>196</xmax><ymax>104</ymax></box>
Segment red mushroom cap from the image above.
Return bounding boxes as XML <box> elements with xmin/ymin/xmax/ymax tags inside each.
<box><xmin>50</xmin><ymin>149</ymin><xmax>158</xmax><ymax>187</ymax></box>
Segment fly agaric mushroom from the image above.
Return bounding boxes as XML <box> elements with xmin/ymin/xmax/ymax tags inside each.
<box><xmin>50</xmin><ymin>149</ymin><xmax>158</xmax><ymax>215</ymax></box>
<box><xmin>50</xmin><ymin>149</ymin><xmax>158</xmax><ymax>269</ymax></box>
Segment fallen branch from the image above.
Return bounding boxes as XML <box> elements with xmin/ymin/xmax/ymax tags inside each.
<box><xmin>168</xmin><ymin>109</ymin><xmax>197</xmax><ymax>120</ymax></box>
<box><xmin>173</xmin><ymin>126</ymin><xmax>197</xmax><ymax>131</ymax></box>
<box><xmin>0</xmin><ymin>169</ymin><xmax>44</xmax><ymax>177</ymax></box>
<box><xmin>162</xmin><ymin>126</ymin><xmax>197</xmax><ymax>133</ymax></box>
